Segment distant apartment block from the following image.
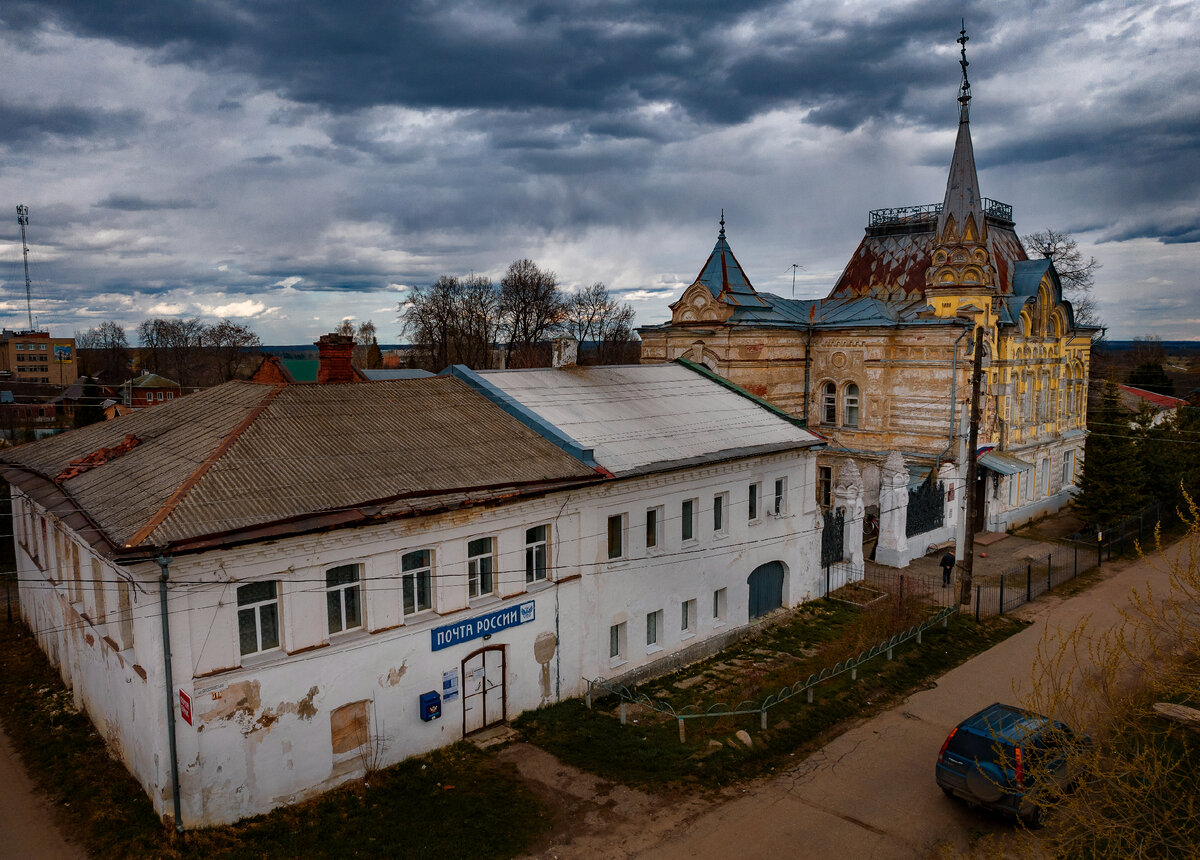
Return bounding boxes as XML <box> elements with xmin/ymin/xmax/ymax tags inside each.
<box><xmin>0</xmin><ymin>330</ymin><xmax>76</xmax><ymax>386</ymax></box>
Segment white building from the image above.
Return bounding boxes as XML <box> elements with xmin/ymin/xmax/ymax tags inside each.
<box><xmin>2</xmin><ymin>353</ymin><xmax>827</xmax><ymax>828</ymax></box>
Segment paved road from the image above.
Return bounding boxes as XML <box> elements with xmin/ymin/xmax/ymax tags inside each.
<box><xmin>638</xmin><ymin>546</ymin><xmax>1179</xmax><ymax>859</ymax></box>
<box><xmin>0</xmin><ymin>721</ymin><xmax>87</xmax><ymax>860</ymax></box>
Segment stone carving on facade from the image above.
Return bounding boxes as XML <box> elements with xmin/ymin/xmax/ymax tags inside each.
<box><xmin>833</xmin><ymin>458</ymin><xmax>865</xmax><ymax>567</ymax></box>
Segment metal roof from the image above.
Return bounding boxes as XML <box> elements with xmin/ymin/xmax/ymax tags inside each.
<box><xmin>978</xmin><ymin>449</ymin><xmax>1033</xmax><ymax>475</ymax></box>
<box><xmin>0</xmin><ymin>378</ymin><xmax>600</xmax><ymax>554</ymax></box>
<box><xmin>360</xmin><ymin>368</ymin><xmax>435</xmax><ymax>380</ymax></box>
<box><xmin>689</xmin><ymin>222</ymin><xmax>770</xmax><ymax>307</ymax></box>
<box><xmin>476</xmin><ymin>363</ymin><xmax>822</xmax><ymax>477</ymax></box>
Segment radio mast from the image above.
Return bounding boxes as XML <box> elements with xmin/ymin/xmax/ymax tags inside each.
<box><xmin>16</xmin><ymin>204</ymin><xmax>33</xmax><ymax>330</ymax></box>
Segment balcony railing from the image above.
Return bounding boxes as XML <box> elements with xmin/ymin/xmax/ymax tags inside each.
<box><xmin>869</xmin><ymin>198</ymin><xmax>1013</xmax><ymax>227</ymax></box>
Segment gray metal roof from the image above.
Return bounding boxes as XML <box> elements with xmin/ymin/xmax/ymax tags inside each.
<box><xmin>360</xmin><ymin>368</ymin><xmax>435</xmax><ymax>380</ymax></box>
<box><xmin>1</xmin><ymin>378</ymin><xmax>600</xmax><ymax>553</ymax></box>
<box><xmin>476</xmin><ymin>363</ymin><xmax>822</xmax><ymax>477</ymax></box>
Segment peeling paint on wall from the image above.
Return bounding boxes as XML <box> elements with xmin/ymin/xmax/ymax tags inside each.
<box><xmin>534</xmin><ymin>631</ymin><xmax>557</xmax><ymax>704</ymax></box>
<box><xmin>378</xmin><ymin>663</ymin><xmax>407</xmax><ymax>687</ymax></box>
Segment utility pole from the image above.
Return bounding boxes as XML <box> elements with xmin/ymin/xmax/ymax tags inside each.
<box><xmin>16</xmin><ymin>204</ymin><xmax>33</xmax><ymax>330</ymax></box>
<box><xmin>959</xmin><ymin>325</ymin><xmax>984</xmax><ymax>606</ymax></box>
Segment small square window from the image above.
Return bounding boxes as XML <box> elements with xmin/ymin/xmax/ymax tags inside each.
<box><xmin>401</xmin><ymin>549</ymin><xmax>433</xmax><ymax>615</ymax></box>
<box><xmin>681</xmin><ymin>499</ymin><xmax>697</xmax><ymax>542</ymax></box>
<box><xmin>525</xmin><ymin>525</ymin><xmax>549</xmax><ymax>583</ymax></box>
<box><xmin>749</xmin><ymin>482</ymin><xmax>761</xmax><ymax>521</ymax></box>
<box><xmin>467</xmin><ymin>537</ymin><xmax>495</xmax><ymax>598</ymax></box>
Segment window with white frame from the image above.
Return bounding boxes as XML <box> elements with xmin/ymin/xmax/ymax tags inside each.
<box><xmin>681</xmin><ymin>598</ymin><xmax>696</xmax><ymax>634</ymax></box>
<box><xmin>681</xmin><ymin>498</ymin><xmax>697</xmax><ymax>542</ymax></box>
<box><xmin>607</xmin><ymin>513</ymin><xmax>626</xmax><ymax>560</ymax></box>
<box><xmin>843</xmin><ymin>383</ymin><xmax>860</xmax><ymax>427</ymax></box>
<box><xmin>646</xmin><ymin>609</ymin><xmax>663</xmax><ymax>647</ymax></box>
<box><xmin>525</xmin><ymin>525</ymin><xmax>549</xmax><ymax>583</ymax></box>
<box><xmin>713</xmin><ymin>492</ymin><xmax>728</xmax><ymax>535</ymax></box>
<box><xmin>467</xmin><ymin>537</ymin><xmax>495</xmax><ymax>598</ymax></box>
<box><xmin>401</xmin><ymin>550</ymin><xmax>433</xmax><ymax>615</ymax></box>
<box><xmin>645</xmin><ymin>506</ymin><xmax>662</xmax><ymax>550</ymax></box>
<box><xmin>713</xmin><ymin>587</ymin><xmax>727</xmax><ymax>622</ymax></box>
<box><xmin>821</xmin><ymin>382</ymin><xmax>836</xmax><ymax>424</ymax></box>
<box><xmin>1008</xmin><ymin>474</ymin><xmax>1018</xmax><ymax>507</ymax></box>
<box><xmin>609</xmin><ymin>622</ymin><xmax>626</xmax><ymax>660</ymax></box>
<box><xmin>773</xmin><ymin>477</ymin><xmax>787</xmax><ymax>516</ymax></box>
<box><xmin>1038</xmin><ymin>458</ymin><xmax>1049</xmax><ymax>497</ymax></box>
<box><xmin>14</xmin><ymin>343</ymin><xmax>23</xmax><ymax>350</ymax></box>
<box><xmin>237</xmin><ymin>580</ymin><xmax>279</xmax><ymax>657</ymax></box>
<box><xmin>326</xmin><ymin>563</ymin><xmax>362</xmax><ymax>634</ymax></box>
<box><xmin>748</xmin><ymin>482</ymin><xmax>761</xmax><ymax>521</ymax></box>
<box><xmin>1062</xmin><ymin>450</ymin><xmax>1075</xmax><ymax>485</ymax></box>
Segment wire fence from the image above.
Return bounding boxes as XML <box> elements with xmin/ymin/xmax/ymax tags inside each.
<box><xmin>585</xmin><ymin>604</ymin><xmax>957</xmax><ymax>742</ymax></box>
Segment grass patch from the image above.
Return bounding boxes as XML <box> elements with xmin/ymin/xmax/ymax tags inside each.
<box><xmin>0</xmin><ymin>621</ymin><xmax>550</xmax><ymax>859</ymax></box>
<box><xmin>516</xmin><ymin>606</ymin><xmax>1025</xmax><ymax>788</ymax></box>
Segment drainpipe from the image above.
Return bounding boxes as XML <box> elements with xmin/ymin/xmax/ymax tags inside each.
<box><xmin>935</xmin><ymin>323</ymin><xmax>974</xmax><ymax>472</ymax></box>
<box><xmin>802</xmin><ymin>319</ymin><xmax>814</xmax><ymax>424</ymax></box>
<box><xmin>155</xmin><ymin>554</ymin><xmax>184</xmax><ymax>834</ymax></box>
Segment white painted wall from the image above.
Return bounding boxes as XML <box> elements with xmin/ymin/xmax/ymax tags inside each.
<box><xmin>9</xmin><ymin>443</ymin><xmax>822</xmax><ymax>827</ymax></box>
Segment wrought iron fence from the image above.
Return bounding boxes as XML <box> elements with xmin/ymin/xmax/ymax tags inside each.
<box><xmin>906</xmin><ymin>479</ymin><xmax>945</xmax><ymax>538</ymax></box>
<box><xmin>821</xmin><ymin>508</ymin><xmax>845</xmax><ymax>568</ymax></box>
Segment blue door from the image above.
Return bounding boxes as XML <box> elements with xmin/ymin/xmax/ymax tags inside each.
<box><xmin>748</xmin><ymin>561</ymin><xmax>784</xmax><ymax>619</ymax></box>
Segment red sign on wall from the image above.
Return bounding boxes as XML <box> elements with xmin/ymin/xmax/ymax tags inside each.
<box><xmin>179</xmin><ymin>690</ymin><xmax>193</xmax><ymax>726</ymax></box>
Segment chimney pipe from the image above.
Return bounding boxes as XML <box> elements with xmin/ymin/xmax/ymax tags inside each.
<box><xmin>316</xmin><ymin>333</ymin><xmax>358</xmax><ymax>383</ymax></box>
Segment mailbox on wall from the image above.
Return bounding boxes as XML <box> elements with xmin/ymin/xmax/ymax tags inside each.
<box><xmin>419</xmin><ymin>690</ymin><xmax>442</xmax><ymax>721</ymax></box>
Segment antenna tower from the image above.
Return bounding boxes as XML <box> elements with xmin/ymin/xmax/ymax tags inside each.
<box><xmin>16</xmin><ymin>204</ymin><xmax>33</xmax><ymax>330</ymax></box>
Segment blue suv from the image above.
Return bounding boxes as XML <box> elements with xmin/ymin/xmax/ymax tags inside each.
<box><xmin>935</xmin><ymin>702</ymin><xmax>1087</xmax><ymax>827</ymax></box>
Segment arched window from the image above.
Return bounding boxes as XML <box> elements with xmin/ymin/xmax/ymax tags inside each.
<box><xmin>843</xmin><ymin>383</ymin><xmax>860</xmax><ymax>427</ymax></box>
<box><xmin>821</xmin><ymin>382</ymin><xmax>836</xmax><ymax>425</ymax></box>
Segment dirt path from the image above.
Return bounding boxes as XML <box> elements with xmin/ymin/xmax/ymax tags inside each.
<box><xmin>503</xmin><ymin>544</ymin><xmax>1174</xmax><ymax>859</ymax></box>
<box><xmin>0</xmin><ymin>720</ymin><xmax>87</xmax><ymax>860</ymax></box>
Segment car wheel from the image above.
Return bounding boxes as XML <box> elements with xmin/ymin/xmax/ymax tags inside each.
<box><xmin>941</xmin><ymin>785</ymin><xmax>955</xmax><ymax>797</ymax></box>
<box><xmin>1022</xmin><ymin>805</ymin><xmax>1047</xmax><ymax>829</ymax></box>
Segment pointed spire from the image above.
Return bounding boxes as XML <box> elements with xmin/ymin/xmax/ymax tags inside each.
<box><xmin>936</xmin><ymin>22</ymin><xmax>983</xmax><ymax>242</ymax></box>
<box><xmin>719</xmin><ymin>209</ymin><xmax>726</xmax><ymax>239</ymax></box>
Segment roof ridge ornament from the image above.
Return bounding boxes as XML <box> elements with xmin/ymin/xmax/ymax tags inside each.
<box><xmin>719</xmin><ymin>209</ymin><xmax>726</xmax><ymax>240</ymax></box>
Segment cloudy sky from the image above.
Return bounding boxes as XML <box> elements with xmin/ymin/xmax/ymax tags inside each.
<box><xmin>1</xmin><ymin>0</ymin><xmax>1197</xmax><ymax>345</ymax></box>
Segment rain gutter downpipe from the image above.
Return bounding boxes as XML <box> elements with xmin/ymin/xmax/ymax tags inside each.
<box><xmin>155</xmin><ymin>554</ymin><xmax>184</xmax><ymax>834</ymax></box>
<box><xmin>935</xmin><ymin>322</ymin><xmax>974</xmax><ymax>472</ymax></box>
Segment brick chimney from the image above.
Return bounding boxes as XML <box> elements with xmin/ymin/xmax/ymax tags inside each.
<box><xmin>316</xmin><ymin>333</ymin><xmax>358</xmax><ymax>383</ymax></box>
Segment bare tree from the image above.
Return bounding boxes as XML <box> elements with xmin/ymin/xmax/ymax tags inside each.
<box><xmin>1022</xmin><ymin>229</ymin><xmax>1102</xmax><ymax>327</ymax></box>
<box><xmin>562</xmin><ymin>282</ymin><xmax>637</xmax><ymax>365</ymax></box>
<box><xmin>207</xmin><ymin>319</ymin><xmax>262</xmax><ymax>382</ymax></box>
<box><xmin>499</xmin><ymin>259</ymin><xmax>566</xmax><ymax>368</ymax></box>
<box><xmin>137</xmin><ymin>318</ymin><xmax>206</xmax><ymax>386</ymax></box>
<box><xmin>400</xmin><ymin>274</ymin><xmax>501</xmax><ymax>370</ymax></box>
<box><xmin>75</xmin><ymin>321</ymin><xmax>130</xmax><ymax>381</ymax></box>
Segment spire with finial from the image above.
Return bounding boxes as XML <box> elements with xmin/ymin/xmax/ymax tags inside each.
<box><xmin>927</xmin><ymin>23</ymin><xmax>996</xmax><ymax>297</ymax></box>
<box><xmin>719</xmin><ymin>209</ymin><xmax>726</xmax><ymax>239</ymax></box>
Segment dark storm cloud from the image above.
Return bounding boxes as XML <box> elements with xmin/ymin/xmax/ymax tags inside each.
<box><xmin>8</xmin><ymin>0</ymin><xmax>992</xmax><ymax>131</ymax></box>
<box><xmin>95</xmin><ymin>194</ymin><xmax>198</xmax><ymax>211</ymax></box>
<box><xmin>0</xmin><ymin>101</ymin><xmax>142</xmax><ymax>146</ymax></box>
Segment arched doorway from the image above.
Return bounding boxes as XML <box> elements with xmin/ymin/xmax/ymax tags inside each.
<box><xmin>747</xmin><ymin>561</ymin><xmax>785</xmax><ymax>619</ymax></box>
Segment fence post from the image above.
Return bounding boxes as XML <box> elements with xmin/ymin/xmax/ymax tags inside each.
<box><xmin>1047</xmin><ymin>554</ymin><xmax>1052</xmax><ymax>592</ymax></box>
<box><xmin>999</xmin><ymin>574</ymin><xmax>1004</xmax><ymax>615</ymax></box>
<box><xmin>976</xmin><ymin>585</ymin><xmax>981</xmax><ymax>621</ymax></box>
<box><xmin>585</xmin><ymin>680</ymin><xmax>592</xmax><ymax>710</ymax></box>
<box><xmin>760</xmin><ymin>710</ymin><xmax>768</xmax><ymax>730</ymax></box>
<box><xmin>678</xmin><ymin>718</ymin><xmax>686</xmax><ymax>743</ymax></box>
<box><xmin>1097</xmin><ymin>531</ymin><xmax>1103</xmax><ymax>567</ymax></box>
<box><xmin>807</xmin><ymin>687</ymin><xmax>813</xmax><ymax>704</ymax></box>
<box><xmin>619</xmin><ymin>702</ymin><xmax>626</xmax><ymax>725</ymax></box>
<box><xmin>1026</xmin><ymin>562</ymin><xmax>1032</xmax><ymax>603</ymax></box>
<box><xmin>1074</xmin><ymin>540</ymin><xmax>1078</xmax><ymax>578</ymax></box>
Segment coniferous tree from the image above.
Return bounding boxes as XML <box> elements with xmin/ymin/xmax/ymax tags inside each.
<box><xmin>1076</xmin><ymin>380</ymin><xmax>1144</xmax><ymax>527</ymax></box>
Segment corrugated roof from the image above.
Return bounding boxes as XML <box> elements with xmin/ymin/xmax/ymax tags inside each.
<box><xmin>1118</xmin><ymin>384</ymin><xmax>1188</xmax><ymax>411</ymax></box>
<box><xmin>360</xmin><ymin>368</ymin><xmax>435</xmax><ymax>380</ymax></box>
<box><xmin>476</xmin><ymin>363</ymin><xmax>822</xmax><ymax>477</ymax></box>
<box><xmin>127</xmin><ymin>371</ymin><xmax>180</xmax><ymax>389</ymax></box>
<box><xmin>1</xmin><ymin>378</ymin><xmax>600</xmax><ymax>552</ymax></box>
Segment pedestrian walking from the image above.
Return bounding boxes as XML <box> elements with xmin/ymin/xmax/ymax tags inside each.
<box><xmin>940</xmin><ymin>550</ymin><xmax>956</xmax><ymax>587</ymax></box>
